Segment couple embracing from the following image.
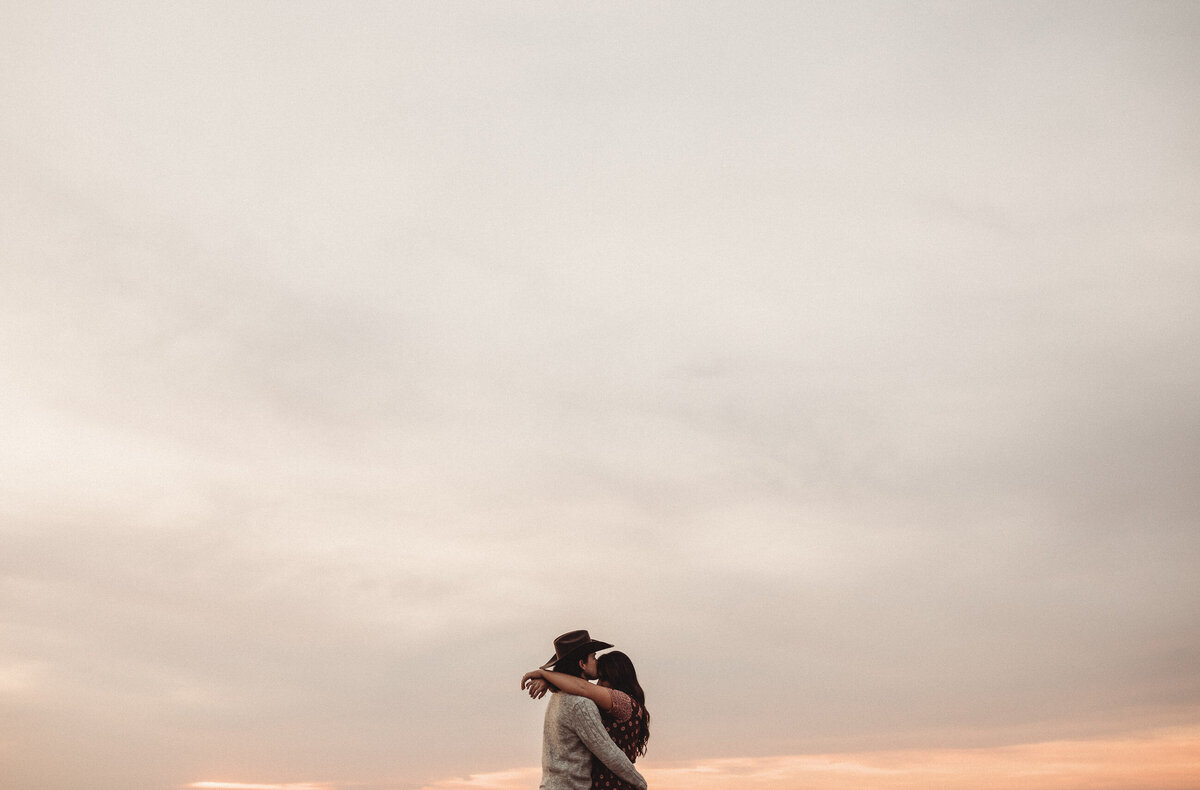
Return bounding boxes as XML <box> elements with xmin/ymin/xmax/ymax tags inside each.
<box><xmin>521</xmin><ymin>630</ymin><xmax>651</xmax><ymax>790</ymax></box>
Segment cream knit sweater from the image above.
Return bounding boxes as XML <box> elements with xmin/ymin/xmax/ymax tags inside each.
<box><xmin>539</xmin><ymin>693</ymin><xmax>647</xmax><ymax>790</ymax></box>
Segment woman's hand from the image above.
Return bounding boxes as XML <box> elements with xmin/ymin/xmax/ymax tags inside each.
<box><xmin>525</xmin><ymin>678</ymin><xmax>550</xmax><ymax>699</ymax></box>
<box><xmin>522</xmin><ymin>669</ymin><xmax>552</xmax><ymax>698</ymax></box>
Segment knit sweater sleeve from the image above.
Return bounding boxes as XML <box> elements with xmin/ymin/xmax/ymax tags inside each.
<box><xmin>564</xmin><ymin>697</ymin><xmax>647</xmax><ymax>790</ymax></box>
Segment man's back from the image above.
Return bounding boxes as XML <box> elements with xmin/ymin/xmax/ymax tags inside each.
<box><xmin>540</xmin><ymin>693</ymin><xmax>646</xmax><ymax>790</ymax></box>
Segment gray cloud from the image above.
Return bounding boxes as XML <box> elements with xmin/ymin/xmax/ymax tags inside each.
<box><xmin>3</xmin><ymin>3</ymin><xmax>1200</xmax><ymax>790</ymax></box>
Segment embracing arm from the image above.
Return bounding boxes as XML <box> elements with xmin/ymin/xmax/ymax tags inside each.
<box><xmin>568</xmin><ymin>698</ymin><xmax>647</xmax><ymax>790</ymax></box>
<box><xmin>521</xmin><ymin>669</ymin><xmax>614</xmax><ymax>711</ymax></box>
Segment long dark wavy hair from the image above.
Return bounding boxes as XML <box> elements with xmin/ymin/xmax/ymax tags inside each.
<box><xmin>598</xmin><ymin>651</ymin><xmax>650</xmax><ymax>757</ymax></box>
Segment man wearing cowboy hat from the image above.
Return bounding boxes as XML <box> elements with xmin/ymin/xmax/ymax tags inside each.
<box><xmin>527</xmin><ymin>630</ymin><xmax>647</xmax><ymax>790</ymax></box>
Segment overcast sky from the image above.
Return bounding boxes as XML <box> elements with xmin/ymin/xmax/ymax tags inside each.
<box><xmin>3</xmin><ymin>3</ymin><xmax>1199</xmax><ymax>790</ymax></box>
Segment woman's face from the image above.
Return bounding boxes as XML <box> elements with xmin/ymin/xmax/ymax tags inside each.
<box><xmin>595</xmin><ymin>658</ymin><xmax>611</xmax><ymax>687</ymax></box>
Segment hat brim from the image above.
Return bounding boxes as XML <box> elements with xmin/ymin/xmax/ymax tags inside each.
<box><xmin>541</xmin><ymin>640</ymin><xmax>614</xmax><ymax>670</ymax></box>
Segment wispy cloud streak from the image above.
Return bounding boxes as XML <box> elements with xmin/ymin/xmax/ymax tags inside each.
<box><xmin>188</xmin><ymin>782</ymin><xmax>336</xmax><ymax>790</ymax></box>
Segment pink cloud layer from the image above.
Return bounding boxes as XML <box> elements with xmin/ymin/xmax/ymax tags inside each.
<box><xmin>419</xmin><ymin>726</ymin><xmax>1200</xmax><ymax>790</ymax></box>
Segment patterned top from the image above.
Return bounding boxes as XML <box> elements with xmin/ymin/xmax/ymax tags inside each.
<box><xmin>590</xmin><ymin>689</ymin><xmax>647</xmax><ymax>790</ymax></box>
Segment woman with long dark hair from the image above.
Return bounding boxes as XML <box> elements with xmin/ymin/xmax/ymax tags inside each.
<box><xmin>523</xmin><ymin>650</ymin><xmax>651</xmax><ymax>789</ymax></box>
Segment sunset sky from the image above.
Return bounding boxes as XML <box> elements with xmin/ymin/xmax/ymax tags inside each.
<box><xmin>3</xmin><ymin>2</ymin><xmax>1199</xmax><ymax>790</ymax></box>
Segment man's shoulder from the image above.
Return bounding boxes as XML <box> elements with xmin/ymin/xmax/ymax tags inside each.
<box><xmin>557</xmin><ymin>693</ymin><xmax>599</xmax><ymax>714</ymax></box>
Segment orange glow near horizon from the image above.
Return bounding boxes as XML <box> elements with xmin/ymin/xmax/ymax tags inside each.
<box><xmin>187</xmin><ymin>777</ymin><xmax>338</xmax><ymax>782</ymax></box>
<box><xmin>418</xmin><ymin>726</ymin><xmax>1200</xmax><ymax>790</ymax></box>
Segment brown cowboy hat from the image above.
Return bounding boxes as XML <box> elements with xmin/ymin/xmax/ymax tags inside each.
<box><xmin>541</xmin><ymin>629</ymin><xmax>614</xmax><ymax>670</ymax></box>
